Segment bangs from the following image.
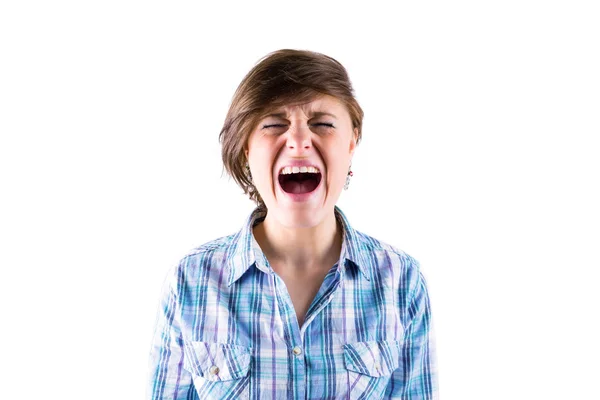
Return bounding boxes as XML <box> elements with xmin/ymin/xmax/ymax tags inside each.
<box><xmin>257</xmin><ymin>87</ymin><xmax>325</xmax><ymax>119</ymax></box>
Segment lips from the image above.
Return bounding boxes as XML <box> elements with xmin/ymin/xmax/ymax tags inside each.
<box><xmin>275</xmin><ymin>161</ymin><xmax>323</xmax><ymax>199</ymax></box>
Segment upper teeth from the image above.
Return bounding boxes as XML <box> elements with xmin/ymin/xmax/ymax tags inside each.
<box><xmin>280</xmin><ymin>166</ymin><xmax>320</xmax><ymax>175</ymax></box>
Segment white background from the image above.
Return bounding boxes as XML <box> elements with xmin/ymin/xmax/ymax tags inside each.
<box><xmin>1</xmin><ymin>1</ymin><xmax>599</xmax><ymax>399</ymax></box>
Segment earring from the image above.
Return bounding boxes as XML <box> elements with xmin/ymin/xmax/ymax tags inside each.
<box><xmin>245</xmin><ymin>163</ymin><xmax>256</xmax><ymax>195</ymax></box>
<box><xmin>344</xmin><ymin>165</ymin><xmax>353</xmax><ymax>190</ymax></box>
<box><xmin>245</xmin><ymin>163</ymin><xmax>252</xmax><ymax>182</ymax></box>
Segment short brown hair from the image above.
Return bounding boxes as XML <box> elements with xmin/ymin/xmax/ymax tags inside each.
<box><xmin>219</xmin><ymin>49</ymin><xmax>364</xmax><ymax>207</ymax></box>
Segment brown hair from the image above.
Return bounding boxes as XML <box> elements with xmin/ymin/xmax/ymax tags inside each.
<box><xmin>219</xmin><ymin>49</ymin><xmax>364</xmax><ymax>207</ymax></box>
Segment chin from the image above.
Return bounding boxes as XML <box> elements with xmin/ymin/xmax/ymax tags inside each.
<box><xmin>267</xmin><ymin>195</ymin><xmax>340</xmax><ymax>230</ymax></box>
<box><xmin>275</xmin><ymin>208</ymin><xmax>326</xmax><ymax>229</ymax></box>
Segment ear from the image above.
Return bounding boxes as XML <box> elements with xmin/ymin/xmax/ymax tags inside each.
<box><xmin>349</xmin><ymin>128</ymin><xmax>358</xmax><ymax>156</ymax></box>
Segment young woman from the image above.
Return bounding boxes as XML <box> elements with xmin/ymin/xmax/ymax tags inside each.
<box><xmin>148</xmin><ymin>49</ymin><xmax>438</xmax><ymax>399</ymax></box>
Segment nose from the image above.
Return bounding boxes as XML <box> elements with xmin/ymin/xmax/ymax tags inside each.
<box><xmin>286</xmin><ymin>123</ymin><xmax>312</xmax><ymax>153</ymax></box>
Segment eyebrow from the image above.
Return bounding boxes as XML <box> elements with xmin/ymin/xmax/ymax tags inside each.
<box><xmin>311</xmin><ymin>111</ymin><xmax>337</xmax><ymax>119</ymax></box>
<box><xmin>263</xmin><ymin>111</ymin><xmax>338</xmax><ymax>119</ymax></box>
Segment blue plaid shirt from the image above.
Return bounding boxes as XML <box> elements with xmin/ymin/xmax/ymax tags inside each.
<box><xmin>148</xmin><ymin>206</ymin><xmax>438</xmax><ymax>399</ymax></box>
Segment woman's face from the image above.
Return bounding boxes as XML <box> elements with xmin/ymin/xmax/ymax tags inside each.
<box><xmin>246</xmin><ymin>95</ymin><xmax>357</xmax><ymax>229</ymax></box>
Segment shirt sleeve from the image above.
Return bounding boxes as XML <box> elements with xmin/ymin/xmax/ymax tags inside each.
<box><xmin>385</xmin><ymin>261</ymin><xmax>438</xmax><ymax>399</ymax></box>
<box><xmin>147</xmin><ymin>266</ymin><xmax>198</xmax><ymax>400</ymax></box>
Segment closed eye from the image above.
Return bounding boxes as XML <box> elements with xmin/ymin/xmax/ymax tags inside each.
<box><xmin>262</xmin><ymin>123</ymin><xmax>287</xmax><ymax>129</ymax></box>
<box><xmin>311</xmin><ymin>122</ymin><xmax>335</xmax><ymax>128</ymax></box>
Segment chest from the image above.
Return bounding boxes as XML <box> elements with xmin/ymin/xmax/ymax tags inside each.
<box><xmin>179</xmin><ymin>269</ymin><xmax>405</xmax><ymax>399</ymax></box>
<box><xmin>187</xmin><ymin>268</ymin><xmax>404</xmax><ymax>350</ymax></box>
<box><xmin>278</xmin><ymin>269</ymin><xmax>330</xmax><ymax>327</ymax></box>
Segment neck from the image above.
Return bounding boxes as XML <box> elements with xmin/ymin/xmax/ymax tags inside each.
<box><xmin>253</xmin><ymin>210</ymin><xmax>342</xmax><ymax>271</ymax></box>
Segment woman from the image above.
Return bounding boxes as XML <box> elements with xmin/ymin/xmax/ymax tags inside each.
<box><xmin>148</xmin><ymin>49</ymin><xmax>438</xmax><ymax>399</ymax></box>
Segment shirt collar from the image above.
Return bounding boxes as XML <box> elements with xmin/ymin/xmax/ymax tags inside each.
<box><xmin>227</xmin><ymin>206</ymin><xmax>372</xmax><ymax>286</ymax></box>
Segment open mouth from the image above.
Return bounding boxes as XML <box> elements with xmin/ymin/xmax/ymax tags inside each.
<box><xmin>278</xmin><ymin>172</ymin><xmax>322</xmax><ymax>194</ymax></box>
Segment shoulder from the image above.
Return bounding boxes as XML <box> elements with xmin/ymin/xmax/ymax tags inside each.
<box><xmin>353</xmin><ymin>229</ymin><xmax>421</xmax><ymax>271</ymax></box>
<box><xmin>336</xmin><ymin>206</ymin><xmax>421</xmax><ymax>280</ymax></box>
<box><xmin>351</xmin><ymin>228</ymin><xmax>426</xmax><ymax>293</ymax></box>
<box><xmin>182</xmin><ymin>234</ymin><xmax>236</xmax><ymax>260</ymax></box>
<box><xmin>164</xmin><ymin>234</ymin><xmax>238</xmax><ymax>289</ymax></box>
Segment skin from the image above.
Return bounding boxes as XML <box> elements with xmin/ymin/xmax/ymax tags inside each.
<box><xmin>244</xmin><ymin>95</ymin><xmax>358</xmax><ymax>326</ymax></box>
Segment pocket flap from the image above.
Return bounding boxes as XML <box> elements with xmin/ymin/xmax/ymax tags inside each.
<box><xmin>343</xmin><ymin>340</ymin><xmax>401</xmax><ymax>377</ymax></box>
<box><xmin>182</xmin><ymin>341</ymin><xmax>251</xmax><ymax>382</ymax></box>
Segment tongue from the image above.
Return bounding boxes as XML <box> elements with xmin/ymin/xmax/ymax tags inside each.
<box><xmin>285</xmin><ymin>180</ymin><xmax>316</xmax><ymax>194</ymax></box>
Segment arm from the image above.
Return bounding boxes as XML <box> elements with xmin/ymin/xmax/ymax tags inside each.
<box><xmin>386</xmin><ymin>262</ymin><xmax>438</xmax><ymax>399</ymax></box>
<box><xmin>147</xmin><ymin>268</ymin><xmax>198</xmax><ymax>400</ymax></box>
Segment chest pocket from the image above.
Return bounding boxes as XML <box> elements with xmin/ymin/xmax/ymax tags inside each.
<box><xmin>343</xmin><ymin>340</ymin><xmax>402</xmax><ymax>399</ymax></box>
<box><xmin>183</xmin><ymin>341</ymin><xmax>251</xmax><ymax>399</ymax></box>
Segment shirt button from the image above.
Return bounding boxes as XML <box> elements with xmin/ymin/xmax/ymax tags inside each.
<box><xmin>209</xmin><ymin>365</ymin><xmax>220</xmax><ymax>375</ymax></box>
<box><xmin>292</xmin><ymin>346</ymin><xmax>302</xmax><ymax>356</ymax></box>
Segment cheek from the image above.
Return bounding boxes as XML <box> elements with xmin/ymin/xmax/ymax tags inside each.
<box><xmin>324</xmin><ymin>161</ymin><xmax>349</xmax><ymax>191</ymax></box>
<box><xmin>325</xmin><ymin>148</ymin><xmax>351</xmax><ymax>174</ymax></box>
<box><xmin>248</xmin><ymin>146</ymin><xmax>276</xmax><ymax>185</ymax></box>
<box><xmin>251</xmin><ymin>159</ymin><xmax>271</xmax><ymax>181</ymax></box>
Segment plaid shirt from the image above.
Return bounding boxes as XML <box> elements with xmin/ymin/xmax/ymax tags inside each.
<box><xmin>148</xmin><ymin>206</ymin><xmax>438</xmax><ymax>399</ymax></box>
